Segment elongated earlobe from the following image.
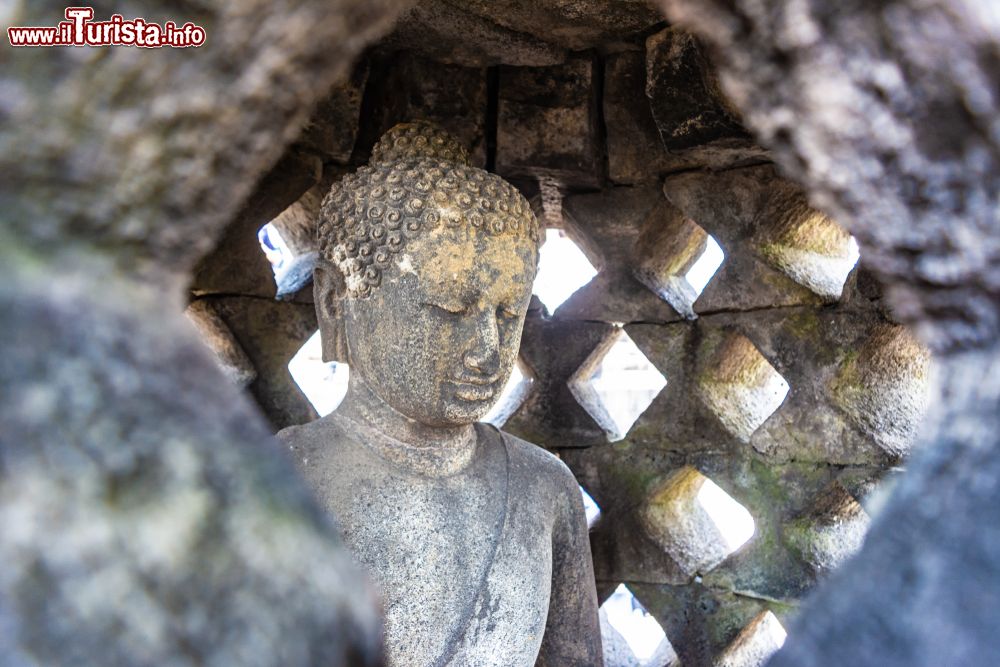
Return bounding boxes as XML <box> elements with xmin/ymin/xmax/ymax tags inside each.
<box><xmin>313</xmin><ymin>263</ymin><xmax>350</xmax><ymax>364</ymax></box>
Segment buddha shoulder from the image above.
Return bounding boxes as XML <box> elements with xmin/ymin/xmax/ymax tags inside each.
<box><xmin>276</xmin><ymin>415</ymin><xmax>359</xmax><ymax>479</ymax></box>
<box><xmin>497</xmin><ymin>429</ymin><xmax>582</xmax><ymax>511</ymax></box>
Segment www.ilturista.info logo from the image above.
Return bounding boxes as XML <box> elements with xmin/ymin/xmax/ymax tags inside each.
<box><xmin>7</xmin><ymin>7</ymin><xmax>206</xmax><ymax>48</ymax></box>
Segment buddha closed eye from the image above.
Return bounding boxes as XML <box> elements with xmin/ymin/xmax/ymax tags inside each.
<box><xmin>313</xmin><ymin>121</ymin><xmax>539</xmax><ymax>428</ymax></box>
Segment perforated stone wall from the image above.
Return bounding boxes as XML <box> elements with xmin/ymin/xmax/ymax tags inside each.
<box><xmin>189</xmin><ymin>7</ymin><xmax>931</xmax><ymax>666</ymax></box>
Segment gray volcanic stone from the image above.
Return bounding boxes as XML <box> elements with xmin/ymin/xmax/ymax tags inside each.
<box><xmin>452</xmin><ymin>0</ymin><xmax>663</xmax><ymax>51</ymax></box>
<box><xmin>0</xmin><ymin>262</ymin><xmax>381</xmax><ymax>667</ymax></box>
<box><xmin>497</xmin><ymin>57</ymin><xmax>603</xmax><ymax>189</ymax></box>
<box><xmin>655</xmin><ymin>0</ymin><xmax>1000</xmax><ymax>665</ymax></box>
<box><xmin>297</xmin><ymin>61</ymin><xmax>369</xmax><ymax>164</ymax></box>
<box><xmin>604</xmin><ymin>50</ymin><xmax>671</xmax><ymax>184</ymax></box>
<box><xmin>382</xmin><ymin>0</ymin><xmax>566</xmax><ymax>67</ymax></box>
<box><xmin>209</xmin><ymin>296</ymin><xmax>319</xmax><ymax>431</ymax></box>
<box><xmin>184</xmin><ymin>300</ymin><xmax>257</xmax><ymax>387</ymax></box>
<box><xmin>1</xmin><ymin>1</ymin><xmax>412</xmax><ymax>663</ymax></box>
<box><xmin>357</xmin><ymin>52</ymin><xmax>489</xmax><ymax>167</ymax></box>
<box><xmin>646</xmin><ymin>28</ymin><xmax>751</xmax><ymax>152</ymax></box>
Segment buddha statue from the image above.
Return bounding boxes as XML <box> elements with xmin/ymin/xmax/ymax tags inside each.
<box><xmin>277</xmin><ymin>122</ymin><xmax>602</xmax><ymax>666</ymax></box>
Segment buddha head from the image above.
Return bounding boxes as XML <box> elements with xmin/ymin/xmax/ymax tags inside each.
<box><xmin>314</xmin><ymin>122</ymin><xmax>540</xmax><ymax>427</ymax></box>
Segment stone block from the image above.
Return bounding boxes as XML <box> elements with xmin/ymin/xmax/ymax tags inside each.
<box><xmin>381</xmin><ymin>0</ymin><xmax>566</xmax><ymax>67</ymax></box>
<box><xmin>559</xmin><ymin>187</ymin><xmax>682</xmax><ymax>323</ymax></box>
<box><xmin>645</xmin><ymin>27</ymin><xmax>751</xmax><ymax>151</ymax></box>
<box><xmin>627</xmin><ymin>582</ymin><xmax>790</xmax><ymax>667</ymax></box>
<box><xmin>604</xmin><ymin>49</ymin><xmax>670</xmax><ymax>184</ymax></box>
<box><xmin>692</xmin><ymin>308</ymin><xmax>902</xmax><ymax>466</ymax></box>
<box><xmin>266</xmin><ymin>181</ymin><xmax>327</xmax><ymax>299</ymax></box>
<box><xmin>358</xmin><ymin>52</ymin><xmax>489</xmax><ymax>167</ymax></box>
<box><xmin>502</xmin><ymin>315</ymin><xmax>614</xmax><ymax>448</ymax></box>
<box><xmin>496</xmin><ymin>57</ymin><xmax>602</xmax><ymax>189</ymax></box>
<box><xmin>695</xmin><ymin>330</ymin><xmax>789</xmax><ymax>443</ymax></box>
<box><xmin>663</xmin><ymin>165</ymin><xmax>854</xmax><ymax>307</ymax></box>
<box><xmin>632</xmin><ymin>202</ymin><xmax>724</xmax><ymax>319</ymax></box>
<box><xmin>296</xmin><ymin>60</ymin><xmax>369</xmax><ymax>164</ymax></box>
<box><xmin>209</xmin><ymin>296</ymin><xmax>319</xmax><ymax>431</ymax></box>
<box><xmin>455</xmin><ymin>0</ymin><xmax>664</xmax><ymax>51</ymax></box>
<box><xmin>184</xmin><ymin>299</ymin><xmax>257</xmax><ymax>387</ymax></box>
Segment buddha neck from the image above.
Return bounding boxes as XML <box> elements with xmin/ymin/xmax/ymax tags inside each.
<box><xmin>336</xmin><ymin>374</ymin><xmax>479</xmax><ymax>477</ymax></box>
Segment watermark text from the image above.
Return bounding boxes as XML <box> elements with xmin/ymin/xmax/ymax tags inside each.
<box><xmin>8</xmin><ymin>7</ymin><xmax>206</xmax><ymax>48</ymax></box>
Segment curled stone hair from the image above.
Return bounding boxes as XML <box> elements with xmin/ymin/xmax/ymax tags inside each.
<box><xmin>317</xmin><ymin>121</ymin><xmax>540</xmax><ymax>298</ymax></box>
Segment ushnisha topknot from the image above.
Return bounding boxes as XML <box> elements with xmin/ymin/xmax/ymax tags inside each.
<box><xmin>318</xmin><ymin>121</ymin><xmax>539</xmax><ymax>298</ymax></box>
<box><xmin>369</xmin><ymin>121</ymin><xmax>471</xmax><ymax>167</ymax></box>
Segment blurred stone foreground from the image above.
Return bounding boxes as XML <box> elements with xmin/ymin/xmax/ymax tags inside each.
<box><xmin>0</xmin><ymin>1</ymin><xmax>412</xmax><ymax>665</ymax></box>
<box><xmin>2</xmin><ymin>1</ymin><xmax>1000</xmax><ymax>667</ymax></box>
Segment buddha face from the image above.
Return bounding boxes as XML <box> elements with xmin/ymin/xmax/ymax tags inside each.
<box><xmin>339</xmin><ymin>224</ymin><xmax>537</xmax><ymax>427</ymax></box>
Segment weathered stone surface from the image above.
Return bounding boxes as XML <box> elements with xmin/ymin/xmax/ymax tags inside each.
<box><xmin>209</xmin><ymin>296</ymin><xmax>319</xmax><ymax>431</ymax></box>
<box><xmin>559</xmin><ymin>185</ymin><xmax>823</xmax><ymax>323</ymax></box>
<box><xmin>716</xmin><ymin>610</ymin><xmax>786</xmax><ymax>667</ymax></box>
<box><xmin>660</xmin><ymin>0</ymin><xmax>1000</xmax><ymax>352</ymax></box>
<box><xmin>454</xmin><ymin>0</ymin><xmax>663</xmax><ymax>52</ymax></box>
<box><xmin>784</xmin><ymin>482</ymin><xmax>870</xmax><ymax>575</ymax></box>
<box><xmin>184</xmin><ymin>300</ymin><xmax>257</xmax><ymax>387</ymax></box>
<box><xmin>296</xmin><ymin>60</ymin><xmax>369</xmax><ymax>164</ymax></box>
<box><xmin>384</xmin><ymin>0</ymin><xmax>662</xmax><ymax>67</ymax></box>
<box><xmin>3</xmin><ymin>1</ymin><xmax>408</xmax><ymax>278</ymax></box>
<box><xmin>356</xmin><ymin>52</ymin><xmax>489</xmax><ymax>167</ymax></box>
<box><xmin>605</xmin><ymin>50</ymin><xmax>670</xmax><ymax>184</ymax></box>
<box><xmin>267</xmin><ymin>180</ymin><xmax>329</xmax><ymax>300</ymax></box>
<box><xmin>690</xmin><ymin>309</ymin><xmax>903</xmax><ymax>466</ymax></box>
<box><xmin>663</xmin><ymin>165</ymin><xmax>856</xmax><ymax>305</ymax></box>
<box><xmin>829</xmin><ymin>324</ymin><xmax>931</xmax><ymax>457</ymax></box>
<box><xmin>497</xmin><ymin>57</ymin><xmax>603</xmax><ymax>189</ymax></box>
<box><xmin>640</xmin><ymin>466</ymin><xmax>747</xmax><ymax>577</ymax></box>
<box><xmin>381</xmin><ymin>0</ymin><xmax>567</xmax><ymax>67</ymax></box>
<box><xmin>645</xmin><ymin>28</ymin><xmax>754</xmax><ymax>155</ymax></box>
<box><xmin>3</xmin><ymin>0</ymin><xmax>411</xmax><ymax>662</ymax></box>
<box><xmin>0</xmin><ymin>262</ymin><xmax>381</xmax><ymax>667</ymax></box>
<box><xmin>504</xmin><ymin>315</ymin><xmax>616</xmax><ymax>448</ymax></box>
<box><xmin>558</xmin><ymin>187</ymin><xmax>686</xmax><ymax>323</ymax></box>
<box><xmin>695</xmin><ymin>331</ymin><xmax>789</xmax><ymax>444</ymax></box>
<box><xmin>655</xmin><ymin>0</ymin><xmax>1000</xmax><ymax>665</ymax></box>
<box><xmin>600</xmin><ymin>610</ymin><xmax>642</xmax><ymax>667</ymax></box>
<box><xmin>626</xmin><ymin>582</ymin><xmax>792</xmax><ymax>667</ymax></box>
<box><xmin>283</xmin><ymin>123</ymin><xmax>603</xmax><ymax>665</ymax></box>
<box><xmin>191</xmin><ymin>148</ymin><xmax>322</xmax><ymax>299</ymax></box>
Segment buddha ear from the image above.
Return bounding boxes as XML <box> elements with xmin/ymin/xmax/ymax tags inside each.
<box><xmin>313</xmin><ymin>262</ymin><xmax>350</xmax><ymax>364</ymax></box>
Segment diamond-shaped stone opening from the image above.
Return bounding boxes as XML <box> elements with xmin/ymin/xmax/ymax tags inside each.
<box><xmin>482</xmin><ymin>358</ymin><xmax>535</xmax><ymax>427</ymax></box>
<box><xmin>532</xmin><ymin>228</ymin><xmax>599</xmax><ymax>313</ymax></box>
<box><xmin>697</xmin><ymin>332</ymin><xmax>789</xmax><ymax>442</ymax></box>
<box><xmin>288</xmin><ymin>330</ymin><xmax>350</xmax><ymax>417</ymax></box>
<box><xmin>633</xmin><ymin>213</ymin><xmax>725</xmax><ymax>319</ymax></box>
<box><xmin>580</xmin><ymin>485</ymin><xmax>602</xmax><ymax>529</ymax></box>
<box><xmin>640</xmin><ymin>466</ymin><xmax>756</xmax><ymax>577</ymax></box>
<box><xmin>257</xmin><ymin>188</ymin><xmax>322</xmax><ymax>298</ymax></box>
<box><xmin>755</xmin><ymin>206</ymin><xmax>860</xmax><ymax>301</ymax></box>
<box><xmin>786</xmin><ymin>482</ymin><xmax>871</xmax><ymax>575</ymax></box>
<box><xmin>830</xmin><ymin>324</ymin><xmax>931</xmax><ymax>457</ymax></box>
<box><xmin>568</xmin><ymin>328</ymin><xmax>668</xmax><ymax>442</ymax></box>
<box><xmin>601</xmin><ymin>584</ymin><xmax>677</xmax><ymax>666</ymax></box>
<box><xmin>717</xmin><ymin>610</ymin><xmax>787</xmax><ymax>667</ymax></box>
